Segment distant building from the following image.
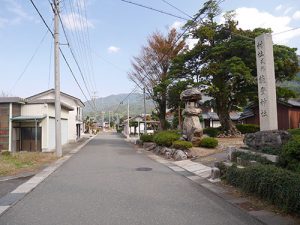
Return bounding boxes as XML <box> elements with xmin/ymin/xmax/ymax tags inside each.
<box><xmin>240</xmin><ymin>99</ymin><xmax>300</xmax><ymax>130</ymax></box>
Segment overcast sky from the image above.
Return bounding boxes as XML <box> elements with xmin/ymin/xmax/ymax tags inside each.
<box><xmin>0</xmin><ymin>0</ymin><xmax>299</xmax><ymax>102</ymax></box>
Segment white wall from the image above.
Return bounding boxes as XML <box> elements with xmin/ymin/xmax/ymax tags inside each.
<box><xmin>21</xmin><ymin>104</ymin><xmax>48</xmax><ymax>116</ymax></box>
<box><xmin>48</xmin><ymin>118</ymin><xmax>68</xmax><ymax>151</ymax></box>
<box><xmin>27</xmin><ymin>91</ymin><xmax>83</xmax><ymax>143</ymax></box>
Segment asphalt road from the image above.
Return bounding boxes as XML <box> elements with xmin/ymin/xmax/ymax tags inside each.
<box><xmin>0</xmin><ymin>133</ymin><xmax>263</xmax><ymax>225</ymax></box>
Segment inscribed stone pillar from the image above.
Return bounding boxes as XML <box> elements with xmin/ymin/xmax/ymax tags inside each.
<box><xmin>255</xmin><ymin>33</ymin><xmax>278</xmax><ymax>131</ymax></box>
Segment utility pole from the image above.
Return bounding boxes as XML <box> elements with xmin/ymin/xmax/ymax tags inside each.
<box><xmin>127</xmin><ymin>99</ymin><xmax>130</xmax><ymax>138</ymax></box>
<box><xmin>143</xmin><ymin>87</ymin><xmax>147</xmax><ymax>134</ymax></box>
<box><xmin>102</xmin><ymin>111</ymin><xmax>105</xmax><ymax>130</ymax></box>
<box><xmin>108</xmin><ymin>111</ymin><xmax>111</xmax><ymax>129</ymax></box>
<box><xmin>54</xmin><ymin>0</ymin><xmax>62</xmax><ymax>157</ymax></box>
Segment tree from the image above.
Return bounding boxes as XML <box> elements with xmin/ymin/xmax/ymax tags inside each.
<box><xmin>170</xmin><ymin>0</ymin><xmax>299</xmax><ymax>135</ymax></box>
<box><xmin>128</xmin><ymin>29</ymin><xmax>186</xmax><ymax>130</ymax></box>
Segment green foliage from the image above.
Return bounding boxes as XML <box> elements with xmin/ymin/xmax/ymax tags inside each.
<box><xmin>170</xmin><ymin>0</ymin><xmax>299</xmax><ymax>134</ymax></box>
<box><xmin>259</xmin><ymin>146</ymin><xmax>281</xmax><ymax>155</ymax></box>
<box><xmin>236</xmin><ymin>124</ymin><xmax>259</xmax><ymax>134</ymax></box>
<box><xmin>203</xmin><ymin>127</ymin><xmax>220</xmax><ymax>137</ymax></box>
<box><xmin>276</xmin><ymin>87</ymin><xmax>297</xmax><ymax>100</ymax></box>
<box><xmin>153</xmin><ymin>131</ymin><xmax>181</xmax><ymax>147</ymax></box>
<box><xmin>172</xmin><ymin>140</ymin><xmax>193</xmax><ymax>150</ymax></box>
<box><xmin>129</xmin><ymin>121</ymin><xmax>138</xmax><ymax>127</ymax></box>
<box><xmin>225</xmin><ymin>164</ymin><xmax>300</xmax><ymax>214</ymax></box>
<box><xmin>140</xmin><ymin>134</ymin><xmax>154</xmax><ymax>143</ymax></box>
<box><xmin>288</xmin><ymin>128</ymin><xmax>300</xmax><ymax>136</ymax></box>
<box><xmin>1</xmin><ymin>150</ymin><xmax>10</xmax><ymax>156</ymax></box>
<box><xmin>167</xmin><ymin>80</ymin><xmax>192</xmax><ymax>111</ymax></box>
<box><xmin>231</xmin><ymin>151</ymin><xmax>272</xmax><ymax>165</ymax></box>
<box><xmin>280</xmin><ymin>135</ymin><xmax>300</xmax><ymax>173</ymax></box>
<box><xmin>199</xmin><ymin>137</ymin><xmax>218</xmax><ymax>148</ymax></box>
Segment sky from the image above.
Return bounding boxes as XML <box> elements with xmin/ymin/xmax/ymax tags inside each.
<box><xmin>0</xmin><ymin>0</ymin><xmax>299</xmax><ymax>102</ymax></box>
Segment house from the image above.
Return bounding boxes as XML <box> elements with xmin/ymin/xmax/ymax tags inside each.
<box><xmin>240</xmin><ymin>99</ymin><xmax>300</xmax><ymax>130</ymax></box>
<box><xmin>0</xmin><ymin>97</ymin><xmax>25</xmax><ymax>152</ymax></box>
<box><xmin>202</xmin><ymin>111</ymin><xmax>242</xmax><ymax>128</ymax></box>
<box><xmin>122</xmin><ymin>115</ymin><xmax>159</xmax><ymax>136</ymax></box>
<box><xmin>0</xmin><ymin>90</ymin><xmax>84</xmax><ymax>153</ymax></box>
<box><xmin>26</xmin><ymin>89</ymin><xmax>84</xmax><ymax>143</ymax></box>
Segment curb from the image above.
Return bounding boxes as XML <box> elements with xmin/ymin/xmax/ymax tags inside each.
<box><xmin>0</xmin><ymin>135</ymin><xmax>97</xmax><ymax>217</ymax></box>
<box><xmin>142</xmin><ymin>148</ymin><xmax>297</xmax><ymax>225</ymax></box>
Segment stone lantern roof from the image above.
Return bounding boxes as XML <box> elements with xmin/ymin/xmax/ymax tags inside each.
<box><xmin>180</xmin><ymin>87</ymin><xmax>202</xmax><ymax>102</ymax></box>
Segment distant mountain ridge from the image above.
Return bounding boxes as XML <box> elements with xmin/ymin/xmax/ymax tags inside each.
<box><xmin>83</xmin><ymin>93</ymin><xmax>155</xmax><ymax>118</ymax></box>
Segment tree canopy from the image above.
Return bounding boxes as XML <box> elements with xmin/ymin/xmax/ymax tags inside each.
<box><xmin>128</xmin><ymin>29</ymin><xmax>186</xmax><ymax>130</ymax></box>
<box><xmin>170</xmin><ymin>0</ymin><xmax>299</xmax><ymax>135</ymax></box>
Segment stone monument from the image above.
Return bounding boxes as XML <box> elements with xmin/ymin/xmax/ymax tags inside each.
<box><xmin>180</xmin><ymin>87</ymin><xmax>203</xmax><ymax>144</ymax></box>
<box><xmin>244</xmin><ymin>33</ymin><xmax>291</xmax><ymax>149</ymax></box>
<box><xmin>255</xmin><ymin>33</ymin><xmax>278</xmax><ymax>131</ymax></box>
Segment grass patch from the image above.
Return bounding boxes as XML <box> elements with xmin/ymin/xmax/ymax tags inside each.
<box><xmin>0</xmin><ymin>152</ymin><xmax>57</xmax><ymax>176</ymax></box>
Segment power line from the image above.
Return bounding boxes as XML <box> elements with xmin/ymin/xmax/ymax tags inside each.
<box><xmin>48</xmin><ymin>36</ymin><xmax>53</xmax><ymax>89</ymax></box>
<box><xmin>113</xmin><ymin>11</ymin><xmax>204</xmax><ymax>114</ymax></box>
<box><xmin>10</xmin><ymin>29</ymin><xmax>49</xmax><ymax>92</ymax></box>
<box><xmin>120</xmin><ymin>0</ymin><xmax>189</xmax><ymax>20</ymax></box>
<box><xmin>57</xmin><ymin>6</ymin><xmax>94</xmax><ymax>102</ymax></box>
<box><xmin>272</xmin><ymin>27</ymin><xmax>300</xmax><ymax>36</ymax></box>
<box><xmin>29</xmin><ymin>0</ymin><xmax>97</xmax><ymax>111</ymax></box>
<box><xmin>161</xmin><ymin>0</ymin><xmax>193</xmax><ymax>19</ymax></box>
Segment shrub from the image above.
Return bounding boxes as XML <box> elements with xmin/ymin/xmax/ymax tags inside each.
<box><xmin>236</xmin><ymin>124</ymin><xmax>259</xmax><ymax>134</ymax></box>
<box><xmin>203</xmin><ymin>127</ymin><xmax>220</xmax><ymax>137</ymax></box>
<box><xmin>225</xmin><ymin>164</ymin><xmax>300</xmax><ymax>214</ymax></box>
<box><xmin>1</xmin><ymin>150</ymin><xmax>10</xmax><ymax>156</ymax></box>
<box><xmin>259</xmin><ymin>146</ymin><xmax>281</xmax><ymax>155</ymax></box>
<box><xmin>153</xmin><ymin>131</ymin><xmax>181</xmax><ymax>147</ymax></box>
<box><xmin>172</xmin><ymin>140</ymin><xmax>193</xmax><ymax>150</ymax></box>
<box><xmin>231</xmin><ymin>151</ymin><xmax>272</xmax><ymax>165</ymax></box>
<box><xmin>279</xmin><ymin>135</ymin><xmax>300</xmax><ymax>173</ymax></box>
<box><xmin>288</xmin><ymin>128</ymin><xmax>300</xmax><ymax>136</ymax></box>
<box><xmin>199</xmin><ymin>137</ymin><xmax>218</xmax><ymax>148</ymax></box>
<box><xmin>140</xmin><ymin>134</ymin><xmax>154</xmax><ymax>143</ymax></box>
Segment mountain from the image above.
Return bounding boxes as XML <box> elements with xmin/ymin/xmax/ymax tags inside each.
<box><xmin>83</xmin><ymin>93</ymin><xmax>155</xmax><ymax>120</ymax></box>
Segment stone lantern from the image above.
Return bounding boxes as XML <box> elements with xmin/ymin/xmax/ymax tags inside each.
<box><xmin>180</xmin><ymin>87</ymin><xmax>203</xmax><ymax>144</ymax></box>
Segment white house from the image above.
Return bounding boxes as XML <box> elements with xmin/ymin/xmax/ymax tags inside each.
<box><xmin>2</xmin><ymin>89</ymin><xmax>84</xmax><ymax>153</ymax></box>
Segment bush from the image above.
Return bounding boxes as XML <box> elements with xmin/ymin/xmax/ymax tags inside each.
<box><xmin>199</xmin><ymin>137</ymin><xmax>218</xmax><ymax>148</ymax></box>
<box><xmin>236</xmin><ymin>124</ymin><xmax>259</xmax><ymax>134</ymax></box>
<box><xmin>153</xmin><ymin>131</ymin><xmax>181</xmax><ymax>147</ymax></box>
<box><xmin>1</xmin><ymin>150</ymin><xmax>10</xmax><ymax>156</ymax></box>
<box><xmin>140</xmin><ymin>134</ymin><xmax>154</xmax><ymax>143</ymax></box>
<box><xmin>172</xmin><ymin>140</ymin><xmax>193</xmax><ymax>150</ymax></box>
<box><xmin>259</xmin><ymin>146</ymin><xmax>281</xmax><ymax>155</ymax></box>
<box><xmin>225</xmin><ymin>164</ymin><xmax>300</xmax><ymax>214</ymax></box>
<box><xmin>279</xmin><ymin>135</ymin><xmax>300</xmax><ymax>173</ymax></box>
<box><xmin>203</xmin><ymin>127</ymin><xmax>220</xmax><ymax>137</ymax></box>
<box><xmin>231</xmin><ymin>151</ymin><xmax>272</xmax><ymax>165</ymax></box>
<box><xmin>288</xmin><ymin>128</ymin><xmax>300</xmax><ymax>136</ymax></box>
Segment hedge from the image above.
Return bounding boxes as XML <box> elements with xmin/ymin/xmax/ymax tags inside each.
<box><xmin>259</xmin><ymin>146</ymin><xmax>281</xmax><ymax>156</ymax></box>
<box><xmin>288</xmin><ymin>128</ymin><xmax>300</xmax><ymax>136</ymax></box>
<box><xmin>140</xmin><ymin>134</ymin><xmax>154</xmax><ymax>143</ymax></box>
<box><xmin>225</xmin><ymin>164</ymin><xmax>300</xmax><ymax>214</ymax></box>
<box><xmin>279</xmin><ymin>135</ymin><xmax>300</xmax><ymax>173</ymax></box>
<box><xmin>172</xmin><ymin>140</ymin><xmax>193</xmax><ymax>150</ymax></box>
<box><xmin>199</xmin><ymin>137</ymin><xmax>218</xmax><ymax>148</ymax></box>
<box><xmin>231</xmin><ymin>151</ymin><xmax>273</xmax><ymax>165</ymax></box>
<box><xmin>153</xmin><ymin>130</ymin><xmax>180</xmax><ymax>147</ymax></box>
<box><xmin>203</xmin><ymin>127</ymin><xmax>220</xmax><ymax>137</ymax></box>
<box><xmin>236</xmin><ymin>124</ymin><xmax>260</xmax><ymax>134</ymax></box>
